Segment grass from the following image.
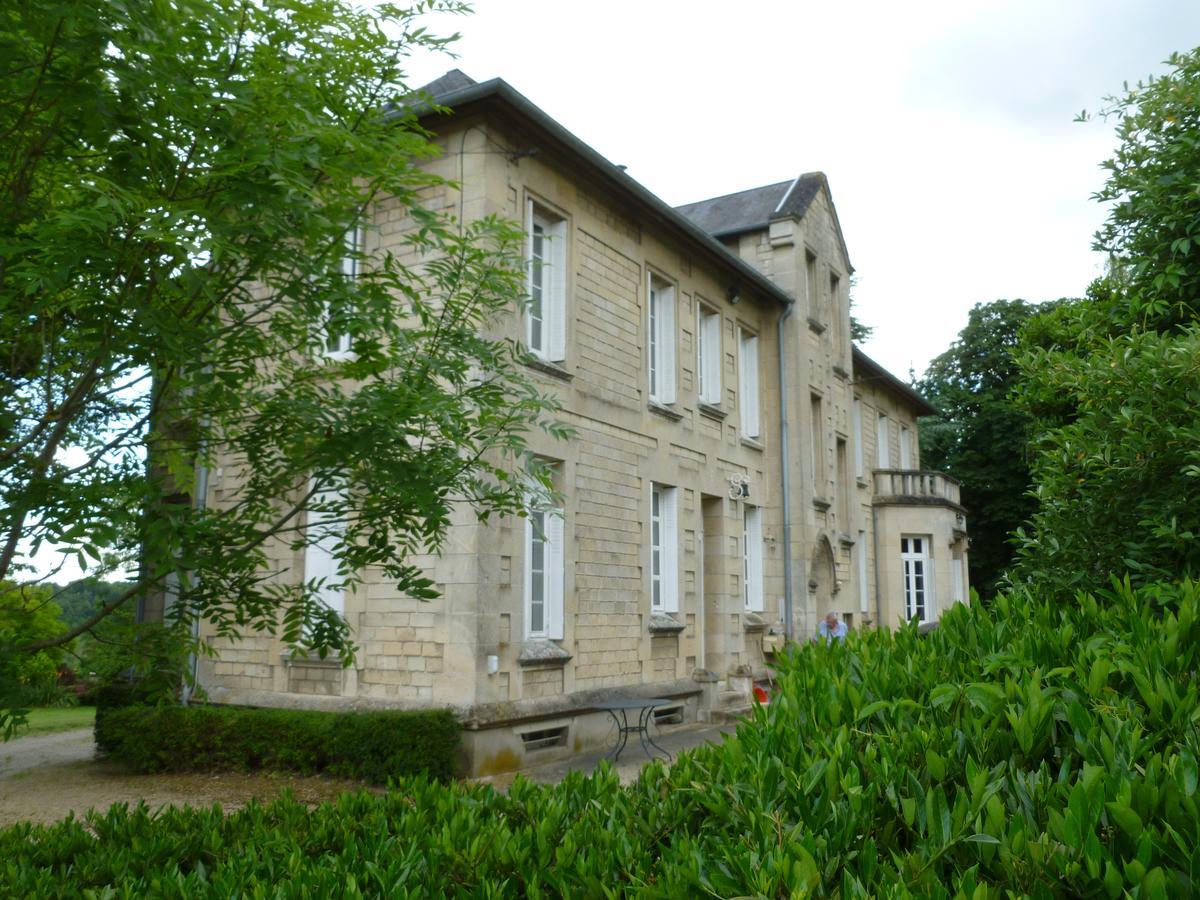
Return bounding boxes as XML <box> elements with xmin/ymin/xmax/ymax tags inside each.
<box><xmin>14</xmin><ymin>706</ymin><xmax>95</xmax><ymax>739</ymax></box>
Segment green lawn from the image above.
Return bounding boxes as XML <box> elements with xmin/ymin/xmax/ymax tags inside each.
<box><xmin>14</xmin><ymin>706</ymin><xmax>95</xmax><ymax>739</ymax></box>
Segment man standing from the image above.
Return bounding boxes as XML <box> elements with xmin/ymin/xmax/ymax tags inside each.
<box><xmin>817</xmin><ymin>611</ymin><xmax>848</xmax><ymax>644</ymax></box>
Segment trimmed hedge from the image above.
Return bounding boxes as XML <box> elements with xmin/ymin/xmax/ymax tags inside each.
<box><xmin>5</xmin><ymin>578</ymin><xmax>1199</xmax><ymax>896</ymax></box>
<box><xmin>95</xmin><ymin>704</ymin><xmax>460</xmax><ymax>783</ymax></box>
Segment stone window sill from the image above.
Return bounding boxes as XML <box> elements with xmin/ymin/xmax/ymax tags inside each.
<box><xmin>517</xmin><ymin>641</ymin><xmax>572</xmax><ymax>668</ymax></box>
<box><xmin>740</xmin><ymin>436</ymin><xmax>764</xmax><ymax>452</ymax></box>
<box><xmin>697</xmin><ymin>402</ymin><xmax>726</xmax><ymax>422</ymax></box>
<box><xmin>742</xmin><ymin>612</ymin><xmax>769</xmax><ymax>633</ymax></box>
<box><xmin>649</xmin><ymin>612</ymin><xmax>685</xmax><ymax>634</ymax></box>
<box><xmin>807</xmin><ymin>316</ymin><xmax>827</xmax><ymax>335</ymax></box>
<box><xmin>281</xmin><ymin>652</ymin><xmax>344</xmax><ymax>669</ymax></box>
<box><xmin>812</xmin><ymin>496</ymin><xmax>832</xmax><ymax>511</ymax></box>
<box><xmin>648</xmin><ymin>401</ymin><xmax>684</xmax><ymax>422</ymax></box>
<box><xmin>524</xmin><ymin>357</ymin><xmax>573</xmax><ymax>382</ymax></box>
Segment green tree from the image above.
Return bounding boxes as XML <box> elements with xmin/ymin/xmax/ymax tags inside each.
<box><xmin>916</xmin><ymin>299</ymin><xmax>1047</xmax><ymax>597</ymax></box>
<box><xmin>1091</xmin><ymin>49</ymin><xmax>1200</xmax><ymax>331</ymax></box>
<box><xmin>1012</xmin><ymin>48</ymin><xmax>1200</xmax><ymax>589</ymax></box>
<box><xmin>0</xmin><ymin>0</ymin><xmax>562</xmax><ymax>731</ymax></box>
<box><xmin>0</xmin><ymin>583</ymin><xmax>68</xmax><ymax>730</ymax></box>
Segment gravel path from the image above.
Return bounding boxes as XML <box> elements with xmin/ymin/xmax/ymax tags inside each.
<box><xmin>0</xmin><ymin>727</ymin><xmax>378</xmax><ymax>828</ymax></box>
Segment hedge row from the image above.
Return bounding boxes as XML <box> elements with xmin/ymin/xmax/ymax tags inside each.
<box><xmin>4</xmin><ymin>578</ymin><xmax>1198</xmax><ymax>897</ymax></box>
<box><xmin>95</xmin><ymin>704</ymin><xmax>460</xmax><ymax>784</ymax></box>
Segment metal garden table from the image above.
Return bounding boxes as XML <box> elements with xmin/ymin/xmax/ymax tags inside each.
<box><xmin>598</xmin><ymin>697</ymin><xmax>673</xmax><ymax>762</ymax></box>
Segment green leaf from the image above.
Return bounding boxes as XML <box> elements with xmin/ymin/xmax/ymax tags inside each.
<box><xmin>1105</xmin><ymin>802</ymin><xmax>1143</xmax><ymax>840</ymax></box>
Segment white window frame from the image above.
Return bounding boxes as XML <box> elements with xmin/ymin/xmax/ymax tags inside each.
<box><xmin>877</xmin><ymin>413</ymin><xmax>891</xmax><ymax>469</ymax></box>
<box><xmin>524</xmin><ymin>506</ymin><xmax>565</xmax><ymax>640</ymax></box>
<box><xmin>901</xmin><ymin>535</ymin><xmax>933</xmax><ymax>624</ymax></box>
<box><xmin>526</xmin><ymin>201</ymin><xmax>567</xmax><ymax>362</ymax></box>
<box><xmin>852</xmin><ymin>397</ymin><xmax>864</xmax><ymax>478</ymax></box>
<box><xmin>648</xmin><ymin>273</ymin><xmax>676</xmax><ymax>404</ymax></box>
<box><xmin>738</xmin><ymin>329</ymin><xmax>760</xmax><ymax>438</ymax></box>
<box><xmin>322</xmin><ymin>225</ymin><xmax>361</xmax><ymax>359</ymax></box>
<box><xmin>650</xmin><ymin>484</ymin><xmax>679</xmax><ymax>613</ymax></box>
<box><xmin>744</xmin><ymin>504</ymin><xmax>764</xmax><ymax>612</ymax></box>
<box><xmin>899</xmin><ymin>425</ymin><xmax>912</xmax><ymax>469</ymax></box>
<box><xmin>304</xmin><ymin>479</ymin><xmax>347</xmax><ymax>616</ymax></box>
<box><xmin>697</xmin><ymin>305</ymin><xmax>722</xmax><ymax>405</ymax></box>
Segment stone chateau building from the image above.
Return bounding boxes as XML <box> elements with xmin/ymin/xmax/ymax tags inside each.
<box><xmin>197</xmin><ymin>71</ymin><xmax>970</xmax><ymax>775</ymax></box>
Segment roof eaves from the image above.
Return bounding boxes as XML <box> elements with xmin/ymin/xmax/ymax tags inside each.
<box><xmin>419</xmin><ymin>79</ymin><xmax>795</xmax><ymax>310</ymax></box>
<box><xmin>851</xmin><ymin>346</ymin><xmax>936</xmax><ymax>416</ymax></box>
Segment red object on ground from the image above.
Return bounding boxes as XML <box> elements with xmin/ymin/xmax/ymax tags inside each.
<box><xmin>753</xmin><ymin>685</ymin><xmax>770</xmax><ymax>704</ymax></box>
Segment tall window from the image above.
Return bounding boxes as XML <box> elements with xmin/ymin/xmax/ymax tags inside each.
<box><xmin>323</xmin><ymin>226</ymin><xmax>361</xmax><ymax>358</ymax></box>
<box><xmin>829</xmin><ymin>272</ymin><xmax>841</xmax><ymax>327</ymax></box>
<box><xmin>810</xmin><ymin>394</ymin><xmax>824</xmax><ymax>485</ymax></box>
<box><xmin>739</xmin><ymin>330</ymin><xmax>760</xmax><ymax>438</ymax></box>
<box><xmin>805</xmin><ymin>251</ymin><xmax>818</xmax><ymax>318</ymax></box>
<box><xmin>744</xmin><ymin>505</ymin><xmax>764</xmax><ymax>611</ymax></box>
<box><xmin>525</xmin><ymin>505</ymin><xmax>565</xmax><ymax>640</ymax></box>
<box><xmin>901</xmin><ymin>535</ymin><xmax>932</xmax><ymax>623</ymax></box>
<box><xmin>697</xmin><ymin>305</ymin><xmax>722</xmax><ymax>405</ymax></box>
<box><xmin>648</xmin><ymin>274</ymin><xmax>676</xmax><ymax>403</ymax></box>
<box><xmin>527</xmin><ymin>201</ymin><xmax>566</xmax><ymax>362</ymax></box>
<box><xmin>650</xmin><ymin>485</ymin><xmax>678</xmax><ymax>613</ymax></box>
<box><xmin>304</xmin><ymin>479</ymin><xmax>347</xmax><ymax>616</ymax></box>
<box><xmin>852</xmin><ymin>396</ymin><xmax>864</xmax><ymax>478</ymax></box>
<box><xmin>899</xmin><ymin>425</ymin><xmax>912</xmax><ymax>468</ymax></box>
<box><xmin>836</xmin><ymin>438</ymin><xmax>849</xmax><ymax>526</ymax></box>
<box><xmin>877</xmin><ymin>413</ymin><xmax>891</xmax><ymax>468</ymax></box>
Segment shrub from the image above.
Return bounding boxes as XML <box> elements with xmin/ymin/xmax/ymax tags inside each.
<box><xmin>3</xmin><ymin>579</ymin><xmax>1198</xmax><ymax>896</ymax></box>
<box><xmin>96</xmin><ymin>704</ymin><xmax>460</xmax><ymax>784</ymax></box>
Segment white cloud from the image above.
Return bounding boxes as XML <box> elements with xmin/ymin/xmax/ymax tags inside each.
<box><xmin>400</xmin><ymin>0</ymin><xmax>1197</xmax><ymax>378</ymax></box>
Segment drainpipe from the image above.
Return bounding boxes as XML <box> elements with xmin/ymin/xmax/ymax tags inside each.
<box><xmin>777</xmin><ymin>300</ymin><xmax>796</xmax><ymax>640</ymax></box>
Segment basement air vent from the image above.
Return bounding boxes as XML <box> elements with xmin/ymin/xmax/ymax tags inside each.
<box><xmin>520</xmin><ymin>726</ymin><xmax>568</xmax><ymax>752</ymax></box>
<box><xmin>652</xmin><ymin>705</ymin><xmax>683</xmax><ymax>726</ymax></box>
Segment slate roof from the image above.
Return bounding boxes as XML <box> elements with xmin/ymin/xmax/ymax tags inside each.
<box><xmin>675</xmin><ymin>174</ymin><xmax>825</xmax><ymax>238</ymax></box>
<box><xmin>416</xmin><ymin>69</ymin><xmax>477</xmax><ymax>99</ymax></box>
<box><xmin>409</xmin><ymin>72</ymin><xmax>796</xmax><ymax>311</ymax></box>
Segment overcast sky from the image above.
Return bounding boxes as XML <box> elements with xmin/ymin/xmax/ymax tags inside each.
<box><xmin>403</xmin><ymin>0</ymin><xmax>1200</xmax><ymax>378</ymax></box>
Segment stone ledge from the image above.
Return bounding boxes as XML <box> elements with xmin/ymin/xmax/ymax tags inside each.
<box><xmin>697</xmin><ymin>402</ymin><xmax>727</xmax><ymax>422</ymax></box>
<box><xmin>524</xmin><ymin>357</ymin><xmax>573</xmax><ymax>382</ymax></box>
<box><xmin>517</xmin><ymin>641</ymin><xmax>572</xmax><ymax>668</ymax></box>
<box><xmin>648</xmin><ymin>612</ymin><xmax>685</xmax><ymax>634</ymax></box>
<box><xmin>807</xmin><ymin>316</ymin><xmax>826</xmax><ymax>335</ymax></box>
<box><xmin>280</xmin><ymin>652</ymin><xmax>345</xmax><ymax>670</ymax></box>
<box><xmin>647</xmin><ymin>401</ymin><xmax>684</xmax><ymax>422</ymax></box>
<box><xmin>742</xmin><ymin>612</ymin><xmax>770</xmax><ymax>633</ymax></box>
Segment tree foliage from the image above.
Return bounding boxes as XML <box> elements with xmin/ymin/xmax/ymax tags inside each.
<box><xmin>0</xmin><ymin>0</ymin><xmax>562</xmax><ymax>728</ymax></box>
<box><xmin>1013</xmin><ymin>48</ymin><xmax>1200</xmax><ymax>589</ymax></box>
<box><xmin>1092</xmin><ymin>49</ymin><xmax>1200</xmax><ymax>330</ymax></box>
<box><xmin>916</xmin><ymin>299</ymin><xmax>1047</xmax><ymax>597</ymax></box>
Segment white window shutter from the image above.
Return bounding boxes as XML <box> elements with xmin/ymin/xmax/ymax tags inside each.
<box><xmin>745</xmin><ymin>507</ymin><xmax>764</xmax><ymax>612</ymax></box>
<box><xmin>304</xmin><ymin>480</ymin><xmax>345</xmax><ymax>616</ymax></box>
<box><xmin>524</xmin><ymin>198</ymin><xmax>535</xmax><ymax>298</ymax></box>
<box><xmin>662</xmin><ymin>286</ymin><xmax>676</xmax><ymax>403</ymax></box>
<box><xmin>547</xmin><ymin>219</ymin><xmax>566</xmax><ymax>362</ymax></box>
<box><xmin>740</xmin><ymin>334</ymin><xmax>759</xmax><ymax>437</ymax></box>
<box><xmin>547</xmin><ymin>510</ymin><xmax>565</xmax><ymax>639</ymax></box>
<box><xmin>702</xmin><ymin>312</ymin><xmax>721</xmax><ymax>403</ymax></box>
<box><xmin>662</xmin><ymin>489</ymin><xmax>678</xmax><ymax>613</ymax></box>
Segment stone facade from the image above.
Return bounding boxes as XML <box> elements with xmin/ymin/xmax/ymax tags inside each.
<box><xmin>195</xmin><ymin>72</ymin><xmax>968</xmax><ymax>774</ymax></box>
